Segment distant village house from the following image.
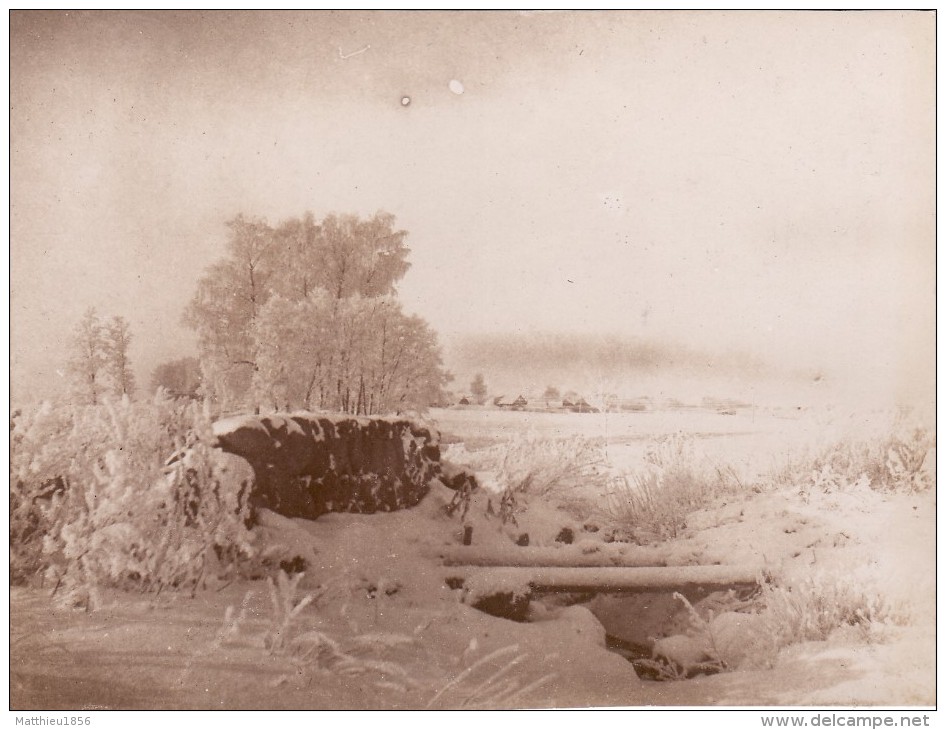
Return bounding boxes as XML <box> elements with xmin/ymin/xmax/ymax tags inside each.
<box><xmin>496</xmin><ymin>395</ymin><xmax>528</xmax><ymax>410</ymax></box>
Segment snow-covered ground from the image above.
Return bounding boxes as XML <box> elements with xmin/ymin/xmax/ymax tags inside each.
<box><xmin>11</xmin><ymin>406</ymin><xmax>935</xmax><ymax>709</ymax></box>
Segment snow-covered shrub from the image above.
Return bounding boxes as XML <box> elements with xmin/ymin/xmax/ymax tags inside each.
<box><xmin>758</xmin><ymin>573</ymin><xmax>910</xmax><ymax>659</ymax></box>
<box><xmin>457</xmin><ymin>433</ymin><xmax>607</xmax><ymax>523</ymax></box>
<box><xmin>801</xmin><ymin>426</ymin><xmax>934</xmax><ymax>496</ymax></box>
<box><xmin>426</xmin><ymin>643</ymin><xmax>555</xmax><ymax>709</ymax></box>
<box><xmin>493</xmin><ymin>434</ymin><xmax>608</xmax><ymax>498</ymax></box>
<box><xmin>605</xmin><ymin>434</ymin><xmax>745</xmax><ymax>542</ymax></box>
<box><xmin>181</xmin><ymin>584</ymin><xmax>417</xmax><ymax>694</ymax></box>
<box><xmin>282</xmin><ymin>629</ymin><xmax>415</xmax><ymax>692</ymax></box>
<box><xmin>10</xmin><ymin>402</ymin><xmax>75</xmax><ymax>583</ymax></box>
<box><xmin>258</xmin><ymin>571</ymin><xmax>418</xmax><ymax>691</ymax></box>
<box><xmin>10</xmin><ymin>392</ymin><xmax>254</xmax><ymax>607</ymax></box>
<box><xmin>455</xmin><ymin>433</ymin><xmax>606</xmax><ymax>497</ymax></box>
<box><xmin>265</xmin><ymin>570</ymin><xmax>315</xmax><ymax>653</ymax></box>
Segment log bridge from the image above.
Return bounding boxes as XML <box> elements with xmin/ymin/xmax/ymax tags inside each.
<box><xmin>447</xmin><ymin>565</ymin><xmax>765</xmax><ymax>594</ymax></box>
<box><xmin>440</xmin><ymin>546</ymin><xmax>768</xmax><ymax>621</ymax></box>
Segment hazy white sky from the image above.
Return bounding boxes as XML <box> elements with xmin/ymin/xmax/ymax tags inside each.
<box><xmin>10</xmin><ymin>10</ymin><xmax>935</xmax><ymax>407</ymax></box>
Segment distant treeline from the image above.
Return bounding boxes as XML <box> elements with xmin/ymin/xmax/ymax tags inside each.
<box><xmin>448</xmin><ymin>332</ymin><xmax>772</xmax><ymax>383</ymax></box>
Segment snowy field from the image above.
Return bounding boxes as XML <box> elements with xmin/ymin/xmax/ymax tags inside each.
<box><xmin>432</xmin><ymin>404</ymin><xmax>911</xmax><ymax>478</ymax></box>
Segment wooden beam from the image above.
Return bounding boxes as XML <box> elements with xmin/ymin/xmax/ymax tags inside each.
<box><xmin>446</xmin><ymin>565</ymin><xmax>766</xmax><ymax>594</ymax></box>
<box><xmin>439</xmin><ymin>546</ymin><xmax>671</xmax><ymax>568</ymax></box>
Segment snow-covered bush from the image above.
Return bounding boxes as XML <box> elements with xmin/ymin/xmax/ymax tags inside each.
<box><xmin>10</xmin><ymin>392</ymin><xmax>254</xmax><ymax>607</ymax></box>
<box><xmin>10</xmin><ymin>401</ymin><xmax>76</xmax><ymax>583</ymax></box>
<box><xmin>454</xmin><ymin>433</ymin><xmax>607</xmax><ymax>524</ymax></box>
<box><xmin>605</xmin><ymin>434</ymin><xmax>745</xmax><ymax>542</ymax></box>
<box><xmin>758</xmin><ymin>573</ymin><xmax>911</xmax><ymax>659</ymax></box>
<box><xmin>456</xmin><ymin>433</ymin><xmax>606</xmax><ymax>497</ymax></box>
<box><xmin>264</xmin><ymin>570</ymin><xmax>315</xmax><ymax>653</ymax></box>
<box><xmin>494</xmin><ymin>434</ymin><xmax>608</xmax><ymax>498</ymax></box>
<box><xmin>426</xmin><ymin>644</ymin><xmax>555</xmax><ymax>709</ymax></box>
<box><xmin>802</xmin><ymin>426</ymin><xmax>934</xmax><ymax>496</ymax></box>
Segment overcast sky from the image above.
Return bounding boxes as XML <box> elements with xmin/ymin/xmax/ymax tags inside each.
<box><xmin>10</xmin><ymin>10</ymin><xmax>934</xmax><ymax>408</ymax></box>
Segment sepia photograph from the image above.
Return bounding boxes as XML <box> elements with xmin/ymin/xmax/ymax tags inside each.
<box><xmin>9</xmin><ymin>9</ymin><xmax>935</xmax><ymax>711</ymax></box>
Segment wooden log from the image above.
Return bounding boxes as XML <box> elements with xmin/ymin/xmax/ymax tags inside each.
<box><xmin>439</xmin><ymin>546</ymin><xmax>671</xmax><ymax>568</ymax></box>
<box><xmin>446</xmin><ymin>565</ymin><xmax>766</xmax><ymax>595</ymax></box>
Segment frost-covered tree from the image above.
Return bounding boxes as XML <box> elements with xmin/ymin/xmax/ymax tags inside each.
<box><xmin>266</xmin><ymin>211</ymin><xmax>410</xmax><ymax>302</ymax></box>
<box><xmin>356</xmin><ymin>298</ymin><xmax>451</xmax><ymax>414</ymax></box>
<box><xmin>151</xmin><ymin>356</ymin><xmax>202</xmax><ymax>399</ymax></box>
<box><xmin>65</xmin><ymin>307</ymin><xmax>107</xmax><ymax>405</ymax></box>
<box><xmin>183</xmin><ymin>214</ymin><xmax>276</xmax><ymax>406</ymax></box>
<box><xmin>102</xmin><ymin>315</ymin><xmax>135</xmax><ymax>398</ymax></box>
<box><xmin>186</xmin><ymin>210</ymin><xmax>434</xmax><ymax>412</ymax></box>
<box><xmin>315</xmin><ymin>212</ymin><xmax>411</xmax><ymax>300</ymax></box>
<box><xmin>251</xmin><ymin>294</ymin><xmax>450</xmax><ymax>414</ymax></box>
<box><xmin>470</xmin><ymin>373</ymin><xmax>488</xmax><ymax>405</ymax></box>
<box><xmin>64</xmin><ymin>309</ymin><xmax>136</xmax><ymax>404</ymax></box>
<box><xmin>250</xmin><ymin>293</ymin><xmax>335</xmax><ymax>411</ymax></box>
<box><xmin>270</xmin><ymin>211</ymin><xmax>321</xmax><ymax>300</ymax></box>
